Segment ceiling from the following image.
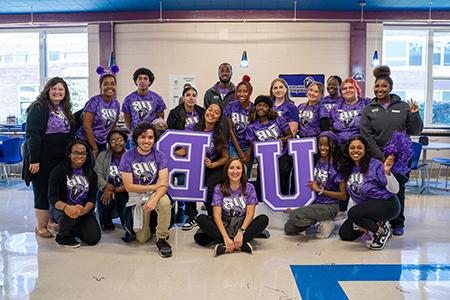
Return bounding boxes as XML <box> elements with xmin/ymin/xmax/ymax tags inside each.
<box><xmin>1</xmin><ymin>0</ymin><xmax>449</xmax><ymax>14</ymax></box>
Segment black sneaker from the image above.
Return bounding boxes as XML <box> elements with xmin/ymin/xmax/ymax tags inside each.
<box><xmin>241</xmin><ymin>242</ymin><xmax>253</xmax><ymax>254</ymax></box>
<box><xmin>56</xmin><ymin>236</ymin><xmax>81</xmax><ymax>248</ymax></box>
<box><xmin>182</xmin><ymin>217</ymin><xmax>198</xmax><ymax>231</ymax></box>
<box><xmin>214</xmin><ymin>243</ymin><xmax>226</xmax><ymax>256</ymax></box>
<box><xmin>156</xmin><ymin>239</ymin><xmax>173</xmax><ymax>258</ymax></box>
<box><xmin>256</xmin><ymin>229</ymin><xmax>271</xmax><ymax>239</ymax></box>
<box><xmin>102</xmin><ymin>223</ymin><xmax>115</xmax><ymax>231</ymax></box>
<box><xmin>368</xmin><ymin>223</ymin><xmax>391</xmax><ymax>251</ymax></box>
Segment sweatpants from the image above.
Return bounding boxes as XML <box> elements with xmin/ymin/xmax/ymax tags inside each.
<box><xmin>284</xmin><ymin>203</ymin><xmax>339</xmax><ymax>235</ymax></box>
<box><xmin>389</xmin><ymin>172</ymin><xmax>409</xmax><ymax>228</ymax></box>
<box><xmin>255</xmin><ymin>153</ymin><xmax>292</xmax><ymax>202</ymax></box>
<box><xmin>96</xmin><ymin>191</ymin><xmax>133</xmax><ymax>236</ymax></box>
<box><xmin>50</xmin><ymin>207</ymin><xmax>101</xmax><ymax>245</ymax></box>
<box><xmin>194</xmin><ymin>214</ymin><xmax>269</xmax><ymax>247</ymax></box>
<box><xmin>339</xmin><ymin>195</ymin><xmax>400</xmax><ymax>241</ymax></box>
<box><xmin>134</xmin><ymin>194</ymin><xmax>171</xmax><ymax>243</ymax></box>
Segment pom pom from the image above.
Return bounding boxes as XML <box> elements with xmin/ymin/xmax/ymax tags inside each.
<box><xmin>373</xmin><ymin>65</ymin><xmax>391</xmax><ymax>78</ymax></box>
<box><xmin>96</xmin><ymin>66</ymin><xmax>105</xmax><ymax>75</ymax></box>
<box><xmin>383</xmin><ymin>131</ymin><xmax>413</xmax><ymax>175</ymax></box>
<box><xmin>242</xmin><ymin>75</ymin><xmax>251</xmax><ymax>82</ymax></box>
<box><xmin>110</xmin><ymin>64</ymin><xmax>120</xmax><ymax>74</ymax></box>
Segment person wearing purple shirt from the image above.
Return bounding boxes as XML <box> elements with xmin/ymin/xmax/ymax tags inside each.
<box><xmin>122</xmin><ymin>67</ymin><xmax>166</xmax><ymax>134</ymax></box>
<box><xmin>225</xmin><ymin>75</ymin><xmax>254</xmax><ymax>178</ymax></box>
<box><xmin>48</xmin><ymin>140</ymin><xmax>100</xmax><ymax>248</ymax></box>
<box><xmin>297</xmin><ymin>82</ymin><xmax>329</xmax><ymax>138</ymax></box>
<box><xmin>24</xmin><ymin>77</ymin><xmax>75</xmax><ymax>239</ymax></box>
<box><xmin>77</xmin><ymin>73</ymin><xmax>120</xmax><ymax>156</ymax></box>
<box><xmin>330</xmin><ymin>78</ymin><xmax>371</xmax><ymax>144</ymax></box>
<box><xmin>194</xmin><ymin>158</ymin><xmax>269</xmax><ymax>256</ymax></box>
<box><xmin>338</xmin><ymin>136</ymin><xmax>400</xmax><ymax>251</ymax></box>
<box><xmin>270</xmin><ymin>78</ymin><xmax>299</xmax><ymax>135</ymax></box>
<box><xmin>119</xmin><ymin>123</ymin><xmax>172</xmax><ymax>257</ymax></box>
<box><xmin>246</xmin><ymin>95</ymin><xmax>293</xmax><ymax>199</ymax></box>
<box><xmin>178</xmin><ymin>103</ymin><xmax>229</xmax><ymax>230</ymax></box>
<box><xmin>284</xmin><ymin>131</ymin><xmax>347</xmax><ymax>239</ymax></box>
<box><xmin>321</xmin><ymin>75</ymin><xmax>343</xmax><ymax>115</ymax></box>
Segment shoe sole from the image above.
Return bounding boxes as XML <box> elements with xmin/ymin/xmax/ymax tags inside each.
<box><xmin>181</xmin><ymin>224</ymin><xmax>198</xmax><ymax>231</ymax></box>
<box><xmin>159</xmin><ymin>252</ymin><xmax>172</xmax><ymax>258</ymax></box>
<box><xmin>35</xmin><ymin>227</ymin><xmax>53</xmax><ymax>238</ymax></box>
<box><xmin>58</xmin><ymin>243</ymin><xmax>81</xmax><ymax>249</ymax></box>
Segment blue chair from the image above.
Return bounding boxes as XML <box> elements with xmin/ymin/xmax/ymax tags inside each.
<box><xmin>410</xmin><ymin>142</ymin><xmax>428</xmax><ymax>190</ymax></box>
<box><xmin>431</xmin><ymin>157</ymin><xmax>450</xmax><ymax>190</ymax></box>
<box><xmin>0</xmin><ymin>138</ymin><xmax>24</xmax><ymax>184</ymax></box>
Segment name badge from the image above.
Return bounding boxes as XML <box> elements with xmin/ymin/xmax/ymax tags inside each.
<box><xmin>392</xmin><ymin>110</ymin><xmax>401</xmax><ymax>113</ymax></box>
<box><xmin>371</xmin><ymin>108</ymin><xmax>379</xmax><ymax>113</ymax></box>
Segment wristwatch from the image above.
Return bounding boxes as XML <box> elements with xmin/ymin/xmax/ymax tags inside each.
<box><xmin>239</xmin><ymin>227</ymin><xmax>246</xmax><ymax>233</ymax></box>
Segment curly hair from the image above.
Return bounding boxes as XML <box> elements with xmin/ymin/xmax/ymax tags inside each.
<box><xmin>339</xmin><ymin>135</ymin><xmax>372</xmax><ymax>181</ymax></box>
<box><xmin>132</xmin><ymin>122</ymin><xmax>159</xmax><ymax>146</ymax></box>
<box><xmin>133</xmin><ymin>67</ymin><xmax>155</xmax><ymax>86</ymax></box>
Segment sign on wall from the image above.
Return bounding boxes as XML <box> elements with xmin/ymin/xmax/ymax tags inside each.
<box><xmin>279</xmin><ymin>74</ymin><xmax>325</xmax><ymax>97</ymax></box>
<box><xmin>168</xmin><ymin>75</ymin><xmax>197</xmax><ymax>110</ymax></box>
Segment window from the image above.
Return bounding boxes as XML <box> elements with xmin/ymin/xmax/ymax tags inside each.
<box><xmin>0</xmin><ymin>29</ymin><xmax>88</xmax><ymax>124</ymax></box>
<box><xmin>383</xmin><ymin>27</ymin><xmax>450</xmax><ymax>127</ymax></box>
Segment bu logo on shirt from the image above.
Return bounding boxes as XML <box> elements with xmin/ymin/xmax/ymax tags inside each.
<box><xmin>338</xmin><ymin>109</ymin><xmax>359</xmax><ymax>127</ymax></box>
<box><xmin>231</xmin><ymin>112</ymin><xmax>249</xmax><ymax>132</ymax></box>
<box><xmin>185</xmin><ymin>116</ymin><xmax>199</xmax><ymax>126</ymax></box>
<box><xmin>132</xmin><ymin>162</ymin><xmax>157</xmax><ymax>185</ymax></box>
<box><xmin>299</xmin><ymin>110</ymin><xmax>314</xmax><ymax>125</ymax></box>
<box><xmin>109</xmin><ymin>165</ymin><xmax>122</xmax><ymax>186</ymax></box>
<box><xmin>325</xmin><ymin>103</ymin><xmax>335</xmax><ymax>112</ymax></box>
<box><xmin>255</xmin><ymin>124</ymin><xmax>280</xmax><ymax>141</ymax></box>
<box><xmin>52</xmin><ymin>110</ymin><xmax>69</xmax><ymax>127</ymax></box>
<box><xmin>101</xmin><ymin>109</ymin><xmax>117</xmax><ymax>128</ymax></box>
<box><xmin>67</xmin><ymin>175</ymin><xmax>89</xmax><ymax>203</ymax></box>
<box><xmin>132</xmin><ymin>101</ymin><xmax>153</xmax><ymax>121</ymax></box>
<box><xmin>223</xmin><ymin>195</ymin><xmax>246</xmax><ymax>216</ymax></box>
<box><xmin>314</xmin><ymin>167</ymin><xmax>329</xmax><ymax>188</ymax></box>
<box><xmin>347</xmin><ymin>172</ymin><xmax>364</xmax><ymax>194</ymax></box>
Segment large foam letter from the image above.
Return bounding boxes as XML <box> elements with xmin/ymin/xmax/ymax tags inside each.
<box><xmin>254</xmin><ymin>137</ymin><xmax>317</xmax><ymax>211</ymax></box>
<box><xmin>156</xmin><ymin>130</ymin><xmax>212</xmax><ymax>202</ymax></box>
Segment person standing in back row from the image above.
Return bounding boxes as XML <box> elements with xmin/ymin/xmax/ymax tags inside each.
<box><xmin>204</xmin><ymin>63</ymin><xmax>236</xmax><ymax>138</ymax></box>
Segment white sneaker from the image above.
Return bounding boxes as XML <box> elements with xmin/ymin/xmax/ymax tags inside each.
<box><xmin>316</xmin><ymin>220</ymin><xmax>334</xmax><ymax>239</ymax></box>
<box><xmin>334</xmin><ymin>211</ymin><xmax>347</xmax><ymax>221</ymax></box>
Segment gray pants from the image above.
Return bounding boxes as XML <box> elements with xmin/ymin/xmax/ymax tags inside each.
<box><xmin>284</xmin><ymin>203</ymin><xmax>339</xmax><ymax>235</ymax></box>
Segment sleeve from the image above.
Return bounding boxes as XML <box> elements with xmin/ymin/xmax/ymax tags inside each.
<box><xmin>204</xmin><ymin>89</ymin><xmax>212</xmax><ymax>108</ymax></box>
<box><xmin>82</xmin><ymin>97</ymin><xmax>97</xmax><ymax>114</ymax></box>
<box><xmin>277</xmin><ymin>115</ymin><xmax>291</xmax><ymax>132</ymax></box>
<box><xmin>26</xmin><ymin>104</ymin><xmax>44</xmax><ymax>163</ymax></box>
<box><xmin>406</xmin><ymin>111</ymin><xmax>423</xmax><ymax>136</ymax></box>
<box><xmin>86</xmin><ymin>173</ymin><xmax>98</xmax><ymax>205</ymax></box>
<box><xmin>359</xmin><ymin>107</ymin><xmax>385</xmax><ymax>161</ymax></box>
<box><xmin>211</xmin><ymin>185</ymin><xmax>223</xmax><ymax>207</ymax></box>
<box><xmin>93</xmin><ymin>151</ymin><xmax>108</xmax><ymax>190</ymax></box>
<box><xmin>156</xmin><ymin>94</ymin><xmax>167</xmax><ymax>112</ymax></box>
<box><xmin>246</xmin><ymin>183</ymin><xmax>258</xmax><ymax>205</ymax></box>
<box><xmin>121</xmin><ymin>95</ymin><xmax>130</xmax><ymax>114</ymax></box>
<box><xmin>166</xmin><ymin>108</ymin><xmax>177</xmax><ymax>129</ymax></box>
<box><xmin>245</xmin><ymin>124</ymin><xmax>256</xmax><ymax>142</ymax></box>
<box><xmin>319</xmin><ymin>105</ymin><xmax>330</xmax><ymax>131</ymax></box>
<box><xmin>224</xmin><ymin>102</ymin><xmax>232</xmax><ymax>118</ymax></box>
<box><xmin>119</xmin><ymin>151</ymin><xmax>133</xmax><ymax>173</ymax></box>
<box><xmin>385</xmin><ymin>173</ymin><xmax>399</xmax><ymax>194</ymax></box>
<box><xmin>48</xmin><ymin>165</ymin><xmax>64</xmax><ymax>206</ymax></box>
<box><xmin>157</xmin><ymin>151</ymin><xmax>169</xmax><ymax>170</ymax></box>
<box><xmin>287</xmin><ymin>103</ymin><xmax>300</xmax><ymax>123</ymax></box>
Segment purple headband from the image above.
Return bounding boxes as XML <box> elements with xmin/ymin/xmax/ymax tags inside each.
<box><xmin>96</xmin><ymin>64</ymin><xmax>119</xmax><ymax>79</ymax></box>
<box><xmin>319</xmin><ymin>131</ymin><xmax>340</xmax><ymax>145</ymax></box>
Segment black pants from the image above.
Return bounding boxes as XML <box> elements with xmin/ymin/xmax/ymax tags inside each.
<box><xmin>389</xmin><ymin>173</ymin><xmax>409</xmax><ymax>228</ymax></box>
<box><xmin>339</xmin><ymin>196</ymin><xmax>400</xmax><ymax>241</ymax></box>
<box><xmin>32</xmin><ymin>156</ymin><xmax>61</xmax><ymax>210</ymax></box>
<box><xmin>204</xmin><ymin>166</ymin><xmax>224</xmax><ymax>216</ymax></box>
<box><xmin>194</xmin><ymin>214</ymin><xmax>269</xmax><ymax>246</ymax></box>
<box><xmin>255</xmin><ymin>153</ymin><xmax>292</xmax><ymax>202</ymax></box>
<box><xmin>96</xmin><ymin>191</ymin><xmax>133</xmax><ymax>234</ymax></box>
<box><xmin>50</xmin><ymin>207</ymin><xmax>101</xmax><ymax>245</ymax></box>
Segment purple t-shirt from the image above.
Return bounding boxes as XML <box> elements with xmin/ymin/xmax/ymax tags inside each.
<box><xmin>330</xmin><ymin>97</ymin><xmax>371</xmax><ymax>143</ymax></box>
<box><xmin>297</xmin><ymin>102</ymin><xmax>328</xmax><ymax>137</ymax></box>
<box><xmin>119</xmin><ymin>147</ymin><xmax>168</xmax><ymax>185</ymax></box>
<box><xmin>212</xmin><ymin>183</ymin><xmax>258</xmax><ymax>217</ymax></box>
<box><xmin>66</xmin><ymin>168</ymin><xmax>89</xmax><ymax>205</ymax></box>
<box><xmin>313</xmin><ymin>161</ymin><xmax>344</xmax><ymax>205</ymax></box>
<box><xmin>185</xmin><ymin>123</ymin><xmax>218</xmax><ymax>160</ymax></box>
<box><xmin>346</xmin><ymin>158</ymin><xmax>395</xmax><ymax>204</ymax></box>
<box><xmin>46</xmin><ymin>104</ymin><xmax>70</xmax><ymax>134</ymax></box>
<box><xmin>224</xmin><ymin>100</ymin><xmax>253</xmax><ymax>149</ymax></box>
<box><xmin>108</xmin><ymin>155</ymin><xmax>123</xmax><ymax>187</ymax></box>
<box><xmin>246</xmin><ymin>117</ymin><xmax>290</xmax><ymax>154</ymax></box>
<box><xmin>185</xmin><ymin>111</ymin><xmax>200</xmax><ymax>127</ymax></box>
<box><xmin>273</xmin><ymin>100</ymin><xmax>300</xmax><ymax>123</ymax></box>
<box><xmin>321</xmin><ymin>96</ymin><xmax>343</xmax><ymax>115</ymax></box>
<box><xmin>122</xmin><ymin>90</ymin><xmax>166</xmax><ymax>132</ymax></box>
<box><xmin>76</xmin><ymin>95</ymin><xmax>120</xmax><ymax>144</ymax></box>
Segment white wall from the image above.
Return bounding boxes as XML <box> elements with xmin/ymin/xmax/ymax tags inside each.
<box><xmin>365</xmin><ymin>23</ymin><xmax>383</xmax><ymax>98</ymax></box>
<box><xmin>111</xmin><ymin>22</ymin><xmax>350</xmax><ymax>107</ymax></box>
<box><xmin>88</xmin><ymin>24</ymin><xmax>100</xmax><ymax>96</ymax></box>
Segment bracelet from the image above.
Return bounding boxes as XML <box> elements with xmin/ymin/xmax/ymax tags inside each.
<box><xmin>239</xmin><ymin>227</ymin><xmax>246</xmax><ymax>233</ymax></box>
<box><xmin>318</xmin><ymin>187</ymin><xmax>324</xmax><ymax>195</ymax></box>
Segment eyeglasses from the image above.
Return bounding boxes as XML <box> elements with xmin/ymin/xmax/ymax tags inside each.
<box><xmin>71</xmin><ymin>151</ymin><xmax>88</xmax><ymax>157</ymax></box>
<box><xmin>110</xmin><ymin>138</ymin><xmax>125</xmax><ymax>144</ymax></box>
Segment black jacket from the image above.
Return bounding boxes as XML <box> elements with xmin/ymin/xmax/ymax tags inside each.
<box><xmin>360</xmin><ymin>94</ymin><xmax>423</xmax><ymax>161</ymax></box>
<box><xmin>48</xmin><ymin>163</ymin><xmax>98</xmax><ymax>207</ymax></box>
<box><xmin>203</xmin><ymin>82</ymin><xmax>236</xmax><ymax>137</ymax></box>
<box><xmin>167</xmin><ymin>103</ymin><xmax>205</xmax><ymax>130</ymax></box>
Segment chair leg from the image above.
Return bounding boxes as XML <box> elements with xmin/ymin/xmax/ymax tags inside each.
<box><xmin>445</xmin><ymin>166</ymin><xmax>449</xmax><ymax>190</ymax></box>
<box><xmin>436</xmin><ymin>165</ymin><xmax>442</xmax><ymax>188</ymax></box>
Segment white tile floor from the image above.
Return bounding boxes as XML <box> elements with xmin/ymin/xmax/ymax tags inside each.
<box><xmin>1</xmin><ymin>179</ymin><xmax>449</xmax><ymax>300</ymax></box>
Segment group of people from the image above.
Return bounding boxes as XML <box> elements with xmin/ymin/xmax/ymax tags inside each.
<box><xmin>22</xmin><ymin>61</ymin><xmax>423</xmax><ymax>258</ymax></box>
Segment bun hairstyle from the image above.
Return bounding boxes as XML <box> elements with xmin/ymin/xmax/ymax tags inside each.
<box><xmin>373</xmin><ymin>65</ymin><xmax>393</xmax><ymax>91</ymax></box>
<box><xmin>235</xmin><ymin>74</ymin><xmax>253</xmax><ymax>97</ymax></box>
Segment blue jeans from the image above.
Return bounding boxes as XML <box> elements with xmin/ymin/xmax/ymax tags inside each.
<box><xmin>228</xmin><ymin>144</ymin><xmax>254</xmax><ymax>179</ymax></box>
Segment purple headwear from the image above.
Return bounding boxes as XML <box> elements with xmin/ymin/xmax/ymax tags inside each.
<box><xmin>96</xmin><ymin>65</ymin><xmax>119</xmax><ymax>82</ymax></box>
<box><xmin>319</xmin><ymin>131</ymin><xmax>340</xmax><ymax>146</ymax></box>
